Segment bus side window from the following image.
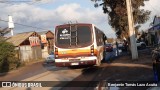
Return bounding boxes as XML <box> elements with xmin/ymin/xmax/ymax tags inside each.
<box><xmin>95</xmin><ymin>28</ymin><xmax>100</xmax><ymax>46</ymax></box>
<box><xmin>95</xmin><ymin>27</ymin><xmax>104</xmax><ymax>46</ymax></box>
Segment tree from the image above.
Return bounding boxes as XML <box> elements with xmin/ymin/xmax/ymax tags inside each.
<box><xmin>0</xmin><ymin>39</ymin><xmax>19</xmax><ymax>72</ymax></box>
<box><xmin>92</xmin><ymin>0</ymin><xmax>151</xmax><ymax>39</ymax></box>
<box><xmin>0</xmin><ymin>27</ymin><xmax>10</xmax><ymax>41</ymax></box>
<box><xmin>0</xmin><ymin>27</ymin><xmax>10</xmax><ymax>37</ymax></box>
<box><xmin>0</xmin><ymin>28</ymin><xmax>19</xmax><ymax>72</ymax></box>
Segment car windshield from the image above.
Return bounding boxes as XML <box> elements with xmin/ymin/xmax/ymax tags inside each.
<box><xmin>50</xmin><ymin>52</ymin><xmax>54</xmax><ymax>55</ymax></box>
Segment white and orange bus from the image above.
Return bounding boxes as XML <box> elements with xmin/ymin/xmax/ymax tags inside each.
<box><xmin>54</xmin><ymin>23</ymin><xmax>107</xmax><ymax>67</ymax></box>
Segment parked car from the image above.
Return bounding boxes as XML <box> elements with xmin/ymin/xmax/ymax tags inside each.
<box><xmin>117</xmin><ymin>43</ymin><xmax>126</xmax><ymax>51</ymax></box>
<box><xmin>136</xmin><ymin>41</ymin><xmax>146</xmax><ymax>49</ymax></box>
<box><xmin>118</xmin><ymin>43</ymin><xmax>123</xmax><ymax>48</ymax></box>
<box><xmin>105</xmin><ymin>43</ymin><xmax>113</xmax><ymax>52</ymax></box>
<box><xmin>118</xmin><ymin>41</ymin><xmax>146</xmax><ymax>50</ymax></box>
<box><xmin>45</xmin><ymin>52</ymin><xmax>55</xmax><ymax>64</ymax></box>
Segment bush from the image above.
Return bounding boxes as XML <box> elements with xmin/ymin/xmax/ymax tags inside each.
<box><xmin>0</xmin><ymin>39</ymin><xmax>19</xmax><ymax>73</ymax></box>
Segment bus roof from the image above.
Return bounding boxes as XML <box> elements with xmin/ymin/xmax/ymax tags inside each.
<box><xmin>55</xmin><ymin>23</ymin><xmax>93</xmax><ymax>28</ymax></box>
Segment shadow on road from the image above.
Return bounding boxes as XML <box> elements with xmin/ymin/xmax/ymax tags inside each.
<box><xmin>50</xmin><ymin>63</ymin><xmax>153</xmax><ymax>90</ymax></box>
<box><xmin>48</xmin><ymin>66</ymin><xmax>102</xmax><ymax>90</ymax></box>
<box><xmin>55</xmin><ymin>48</ymin><xmax>154</xmax><ymax>90</ymax></box>
<box><xmin>42</xmin><ymin>62</ymin><xmax>69</xmax><ymax>72</ymax></box>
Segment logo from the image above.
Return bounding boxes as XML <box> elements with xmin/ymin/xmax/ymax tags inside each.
<box><xmin>2</xmin><ymin>82</ymin><xmax>11</xmax><ymax>87</ymax></box>
<box><xmin>62</xmin><ymin>29</ymin><xmax>68</xmax><ymax>34</ymax></box>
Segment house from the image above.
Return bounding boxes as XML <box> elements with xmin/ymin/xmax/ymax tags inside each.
<box><xmin>7</xmin><ymin>31</ymin><xmax>42</xmax><ymax>62</ymax></box>
<box><xmin>37</xmin><ymin>31</ymin><xmax>54</xmax><ymax>58</ymax></box>
<box><xmin>148</xmin><ymin>15</ymin><xmax>160</xmax><ymax>46</ymax></box>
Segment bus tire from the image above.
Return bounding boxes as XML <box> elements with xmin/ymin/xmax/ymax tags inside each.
<box><xmin>102</xmin><ymin>51</ymin><xmax>105</xmax><ymax>61</ymax></box>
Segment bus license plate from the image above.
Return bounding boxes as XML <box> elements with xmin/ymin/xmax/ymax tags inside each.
<box><xmin>71</xmin><ymin>63</ymin><xmax>79</xmax><ymax>65</ymax></box>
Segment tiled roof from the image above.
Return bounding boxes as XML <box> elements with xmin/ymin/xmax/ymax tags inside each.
<box><xmin>6</xmin><ymin>31</ymin><xmax>35</xmax><ymax>46</ymax></box>
<box><xmin>37</xmin><ymin>31</ymin><xmax>48</xmax><ymax>35</ymax></box>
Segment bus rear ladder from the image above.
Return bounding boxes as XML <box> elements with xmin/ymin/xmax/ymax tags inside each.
<box><xmin>70</xmin><ymin>24</ymin><xmax>78</xmax><ymax>46</ymax></box>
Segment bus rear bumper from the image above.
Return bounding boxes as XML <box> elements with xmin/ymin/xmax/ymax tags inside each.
<box><xmin>55</xmin><ymin>60</ymin><xmax>96</xmax><ymax>67</ymax></box>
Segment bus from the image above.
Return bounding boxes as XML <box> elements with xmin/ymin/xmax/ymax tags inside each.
<box><xmin>54</xmin><ymin>23</ymin><xmax>107</xmax><ymax>67</ymax></box>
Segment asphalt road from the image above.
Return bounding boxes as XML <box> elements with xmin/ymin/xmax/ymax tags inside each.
<box><xmin>60</xmin><ymin>48</ymin><xmax>154</xmax><ymax>90</ymax></box>
<box><xmin>0</xmin><ymin>61</ymin><xmax>69</xmax><ymax>81</ymax></box>
<box><xmin>0</xmin><ymin>48</ymin><xmax>154</xmax><ymax>90</ymax></box>
<box><xmin>0</xmin><ymin>61</ymin><xmax>83</xmax><ymax>90</ymax></box>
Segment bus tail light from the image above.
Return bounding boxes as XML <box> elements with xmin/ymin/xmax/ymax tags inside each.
<box><xmin>90</xmin><ymin>45</ymin><xmax>94</xmax><ymax>56</ymax></box>
<box><xmin>55</xmin><ymin>48</ymin><xmax>58</xmax><ymax>58</ymax></box>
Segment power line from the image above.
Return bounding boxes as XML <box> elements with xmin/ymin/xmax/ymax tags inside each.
<box><xmin>0</xmin><ymin>0</ymin><xmax>52</xmax><ymax>8</ymax></box>
<box><xmin>0</xmin><ymin>19</ymin><xmax>50</xmax><ymax>30</ymax></box>
<box><xmin>0</xmin><ymin>0</ymin><xmax>31</xmax><ymax>3</ymax></box>
<box><xmin>0</xmin><ymin>0</ymin><xmax>43</xmax><ymax>6</ymax></box>
<box><xmin>27</xmin><ymin>1</ymin><xmax>54</xmax><ymax>7</ymax></box>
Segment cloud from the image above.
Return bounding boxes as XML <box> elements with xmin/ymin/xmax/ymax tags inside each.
<box><xmin>54</xmin><ymin>3</ymin><xmax>106</xmax><ymax>24</ymax></box>
<box><xmin>0</xmin><ymin>2</ymin><xmax>109</xmax><ymax>35</ymax></box>
<box><xmin>1</xmin><ymin>0</ymin><xmax>158</xmax><ymax>38</ymax></box>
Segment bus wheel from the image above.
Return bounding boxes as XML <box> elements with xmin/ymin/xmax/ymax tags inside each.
<box><xmin>102</xmin><ymin>51</ymin><xmax>105</xmax><ymax>61</ymax></box>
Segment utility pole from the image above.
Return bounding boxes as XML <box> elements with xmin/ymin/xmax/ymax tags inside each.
<box><xmin>126</xmin><ymin>0</ymin><xmax>138</xmax><ymax>59</ymax></box>
<box><xmin>8</xmin><ymin>15</ymin><xmax>14</xmax><ymax>36</ymax></box>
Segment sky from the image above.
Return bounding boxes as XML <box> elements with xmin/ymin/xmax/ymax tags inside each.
<box><xmin>0</xmin><ymin>0</ymin><xmax>159</xmax><ymax>38</ymax></box>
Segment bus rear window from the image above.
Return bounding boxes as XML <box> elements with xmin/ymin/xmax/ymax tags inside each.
<box><xmin>56</xmin><ymin>27</ymin><xmax>70</xmax><ymax>46</ymax></box>
<box><xmin>55</xmin><ymin>25</ymin><xmax>92</xmax><ymax>48</ymax></box>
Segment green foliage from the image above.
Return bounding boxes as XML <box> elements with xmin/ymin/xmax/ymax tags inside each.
<box><xmin>0</xmin><ymin>39</ymin><xmax>19</xmax><ymax>72</ymax></box>
<box><xmin>92</xmin><ymin>0</ymin><xmax>151</xmax><ymax>39</ymax></box>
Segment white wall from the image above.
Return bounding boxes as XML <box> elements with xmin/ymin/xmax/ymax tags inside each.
<box><xmin>42</xmin><ymin>46</ymin><xmax>49</xmax><ymax>59</ymax></box>
<box><xmin>19</xmin><ymin>45</ymin><xmax>32</xmax><ymax>62</ymax></box>
<box><xmin>19</xmin><ymin>45</ymin><xmax>42</xmax><ymax>62</ymax></box>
